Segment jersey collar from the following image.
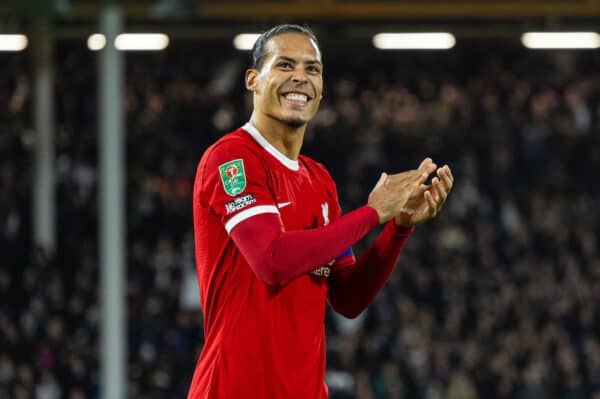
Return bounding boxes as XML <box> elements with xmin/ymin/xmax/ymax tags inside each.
<box><xmin>242</xmin><ymin>122</ymin><xmax>300</xmax><ymax>171</ymax></box>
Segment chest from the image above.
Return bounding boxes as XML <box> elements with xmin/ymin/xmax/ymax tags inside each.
<box><xmin>268</xmin><ymin>164</ymin><xmax>333</xmax><ymax>231</ymax></box>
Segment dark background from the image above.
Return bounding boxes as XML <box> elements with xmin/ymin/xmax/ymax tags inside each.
<box><xmin>1</xmin><ymin>1</ymin><xmax>600</xmax><ymax>398</ymax></box>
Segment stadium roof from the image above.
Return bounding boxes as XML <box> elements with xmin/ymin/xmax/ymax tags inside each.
<box><xmin>1</xmin><ymin>0</ymin><xmax>598</xmax><ymax>42</ymax></box>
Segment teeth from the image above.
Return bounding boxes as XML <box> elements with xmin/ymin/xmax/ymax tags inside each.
<box><xmin>284</xmin><ymin>93</ymin><xmax>308</xmax><ymax>102</ymax></box>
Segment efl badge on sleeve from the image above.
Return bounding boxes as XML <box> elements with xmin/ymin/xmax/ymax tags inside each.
<box><xmin>219</xmin><ymin>159</ymin><xmax>246</xmax><ymax>196</ymax></box>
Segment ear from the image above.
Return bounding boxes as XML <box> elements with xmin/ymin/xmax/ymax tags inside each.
<box><xmin>245</xmin><ymin>69</ymin><xmax>259</xmax><ymax>93</ymax></box>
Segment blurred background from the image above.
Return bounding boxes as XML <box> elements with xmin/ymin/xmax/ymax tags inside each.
<box><xmin>1</xmin><ymin>0</ymin><xmax>600</xmax><ymax>398</ymax></box>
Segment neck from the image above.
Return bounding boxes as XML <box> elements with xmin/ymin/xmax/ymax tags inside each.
<box><xmin>249</xmin><ymin>112</ymin><xmax>305</xmax><ymax>160</ymax></box>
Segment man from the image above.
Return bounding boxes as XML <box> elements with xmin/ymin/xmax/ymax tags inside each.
<box><xmin>189</xmin><ymin>24</ymin><xmax>453</xmax><ymax>398</ymax></box>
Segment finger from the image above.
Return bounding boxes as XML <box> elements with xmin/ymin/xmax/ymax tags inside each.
<box><xmin>418</xmin><ymin>157</ymin><xmax>432</xmax><ymax>170</ymax></box>
<box><xmin>418</xmin><ymin>158</ymin><xmax>437</xmax><ymax>175</ymax></box>
<box><xmin>374</xmin><ymin>172</ymin><xmax>387</xmax><ymax>190</ymax></box>
<box><xmin>417</xmin><ymin>183</ymin><xmax>429</xmax><ymax>192</ymax></box>
<box><xmin>430</xmin><ymin>179</ymin><xmax>446</xmax><ymax>211</ymax></box>
<box><xmin>430</xmin><ymin>178</ymin><xmax>440</xmax><ymax>201</ymax></box>
<box><xmin>403</xmin><ymin>172</ymin><xmax>434</xmax><ymax>192</ymax></box>
<box><xmin>399</xmin><ymin>172</ymin><xmax>429</xmax><ymax>195</ymax></box>
<box><xmin>418</xmin><ymin>157</ymin><xmax>436</xmax><ymax>172</ymax></box>
<box><xmin>432</xmin><ymin>177</ymin><xmax>448</xmax><ymax>207</ymax></box>
<box><xmin>392</xmin><ymin>169</ymin><xmax>422</xmax><ymax>184</ymax></box>
<box><xmin>425</xmin><ymin>191</ymin><xmax>437</xmax><ymax>217</ymax></box>
<box><xmin>408</xmin><ymin>182</ymin><xmax>429</xmax><ymax>199</ymax></box>
<box><xmin>417</xmin><ymin>171</ymin><xmax>430</xmax><ymax>185</ymax></box>
<box><xmin>445</xmin><ymin>165</ymin><xmax>454</xmax><ymax>184</ymax></box>
<box><xmin>437</xmin><ymin>166</ymin><xmax>453</xmax><ymax>192</ymax></box>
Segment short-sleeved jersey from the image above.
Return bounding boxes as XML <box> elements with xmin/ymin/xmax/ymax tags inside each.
<box><xmin>189</xmin><ymin>123</ymin><xmax>353</xmax><ymax>399</ymax></box>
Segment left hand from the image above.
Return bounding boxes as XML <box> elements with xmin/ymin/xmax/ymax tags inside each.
<box><xmin>394</xmin><ymin>162</ymin><xmax>454</xmax><ymax>228</ymax></box>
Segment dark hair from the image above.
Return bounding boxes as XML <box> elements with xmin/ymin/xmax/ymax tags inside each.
<box><xmin>250</xmin><ymin>24</ymin><xmax>320</xmax><ymax>70</ymax></box>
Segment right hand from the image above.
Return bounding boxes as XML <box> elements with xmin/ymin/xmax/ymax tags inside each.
<box><xmin>367</xmin><ymin>158</ymin><xmax>437</xmax><ymax>224</ymax></box>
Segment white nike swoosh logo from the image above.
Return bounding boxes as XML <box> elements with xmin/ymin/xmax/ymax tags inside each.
<box><xmin>277</xmin><ymin>202</ymin><xmax>292</xmax><ymax>209</ymax></box>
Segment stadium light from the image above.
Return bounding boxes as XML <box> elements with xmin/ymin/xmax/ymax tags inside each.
<box><xmin>373</xmin><ymin>33</ymin><xmax>456</xmax><ymax>50</ymax></box>
<box><xmin>88</xmin><ymin>33</ymin><xmax>170</xmax><ymax>51</ymax></box>
<box><xmin>0</xmin><ymin>34</ymin><xmax>28</xmax><ymax>51</ymax></box>
<box><xmin>87</xmin><ymin>33</ymin><xmax>107</xmax><ymax>51</ymax></box>
<box><xmin>233</xmin><ymin>33</ymin><xmax>260</xmax><ymax>50</ymax></box>
<box><xmin>115</xmin><ymin>33</ymin><xmax>169</xmax><ymax>51</ymax></box>
<box><xmin>521</xmin><ymin>32</ymin><xmax>600</xmax><ymax>49</ymax></box>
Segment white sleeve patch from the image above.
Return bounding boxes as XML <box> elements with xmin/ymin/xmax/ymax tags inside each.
<box><xmin>225</xmin><ymin>194</ymin><xmax>257</xmax><ymax>214</ymax></box>
<box><xmin>224</xmin><ymin>205</ymin><xmax>280</xmax><ymax>234</ymax></box>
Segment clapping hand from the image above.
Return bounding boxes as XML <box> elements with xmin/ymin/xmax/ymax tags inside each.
<box><xmin>394</xmin><ymin>158</ymin><xmax>454</xmax><ymax>228</ymax></box>
<box><xmin>367</xmin><ymin>159</ymin><xmax>437</xmax><ymax>224</ymax></box>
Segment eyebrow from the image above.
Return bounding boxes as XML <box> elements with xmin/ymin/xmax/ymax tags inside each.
<box><xmin>276</xmin><ymin>56</ymin><xmax>322</xmax><ymax>66</ymax></box>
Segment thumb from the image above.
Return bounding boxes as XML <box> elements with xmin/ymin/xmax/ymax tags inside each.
<box><xmin>374</xmin><ymin>172</ymin><xmax>387</xmax><ymax>190</ymax></box>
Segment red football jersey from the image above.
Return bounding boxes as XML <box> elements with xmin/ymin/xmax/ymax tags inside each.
<box><xmin>189</xmin><ymin>123</ymin><xmax>353</xmax><ymax>399</ymax></box>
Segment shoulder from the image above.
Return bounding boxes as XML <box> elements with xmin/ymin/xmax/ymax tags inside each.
<box><xmin>194</xmin><ymin>129</ymin><xmax>270</xmax><ymax>205</ymax></box>
<box><xmin>200</xmin><ymin>129</ymin><xmax>266</xmax><ymax>170</ymax></box>
<box><xmin>195</xmin><ymin>129</ymin><xmax>269</xmax><ymax>192</ymax></box>
<box><xmin>300</xmin><ymin>155</ymin><xmax>335</xmax><ymax>182</ymax></box>
<box><xmin>203</xmin><ymin>129</ymin><xmax>258</xmax><ymax>158</ymax></box>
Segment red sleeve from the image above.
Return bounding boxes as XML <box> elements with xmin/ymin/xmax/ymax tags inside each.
<box><xmin>199</xmin><ymin>142</ymin><xmax>279</xmax><ymax>232</ymax></box>
<box><xmin>230</xmin><ymin>206</ymin><xmax>379</xmax><ymax>286</ymax></box>
<box><xmin>327</xmin><ymin>221</ymin><xmax>414</xmax><ymax>318</ymax></box>
<box><xmin>199</xmin><ymin>140</ymin><xmax>381</xmax><ymax>286</ymax></box>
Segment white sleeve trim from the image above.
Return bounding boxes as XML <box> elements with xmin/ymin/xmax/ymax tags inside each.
<box><xmin>224</xmin><ymin>205</ymin><xmax>280</xmax><ymax>234</ymax></box>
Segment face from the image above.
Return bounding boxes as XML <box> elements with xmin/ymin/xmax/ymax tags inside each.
<box><xmin>246</xmin><ymin>32</ymin><xmax>323</xmax><ymax>127</ymax></box>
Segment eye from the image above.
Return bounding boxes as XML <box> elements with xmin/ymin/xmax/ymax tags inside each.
<box><xmin>277</xmin><ymin>61</ymin><xmax>293</xmax><ymax>70</ymax></box>
<box><xmin>306</xmin><ymin>65</ymin><xmax>321</xmax><ymax>74</ymax></box>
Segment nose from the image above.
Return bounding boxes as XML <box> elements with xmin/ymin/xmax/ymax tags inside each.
<box><xmin>291</xmin><ymin>67</ymin><xmax>308</xmax><ymax>84</ymax></box>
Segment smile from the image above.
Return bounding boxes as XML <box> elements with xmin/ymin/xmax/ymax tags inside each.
<box><xmin>284</xmin><ymin>92</ymin><xmax>308</xmax><ymax>102</ymax></box>
<box><xmin>281</xmin><ymin>92</ymin><xmax>312</xmax><ymax>108</ymax></box>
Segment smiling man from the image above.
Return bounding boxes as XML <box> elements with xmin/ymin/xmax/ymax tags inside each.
<box><xmin>188</xmin><ymin>24</ymin><xmax>454</xmax><ymax>399</ymax></box>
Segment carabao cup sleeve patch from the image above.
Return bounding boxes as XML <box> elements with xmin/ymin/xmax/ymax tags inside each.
<box><xmin>219</xmin><ymin>159</ymin><xmax>247</xmax><ymax>196</ymax></box>
<box><xmin>199</xmin><ymin>143</ymin><xmax>280</xmax><ymax>231</ymax></box>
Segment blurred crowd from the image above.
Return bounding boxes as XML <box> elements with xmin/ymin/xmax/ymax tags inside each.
<box><xmin>1</xmin><ymin>41</ymin><xmax>600</xmax><ymax>399</ymax></box>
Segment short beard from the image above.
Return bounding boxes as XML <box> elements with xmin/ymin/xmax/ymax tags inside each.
<box><xmin>281</xmin><ymin>117</ymin><xmax>307</xmax><ymax>128</ymax></box>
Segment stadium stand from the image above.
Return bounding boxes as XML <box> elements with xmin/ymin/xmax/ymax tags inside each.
<box><xmin>1</xmin><ymin>43</ymin><xmax>600</xmax><ymax>398</ymax></box>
